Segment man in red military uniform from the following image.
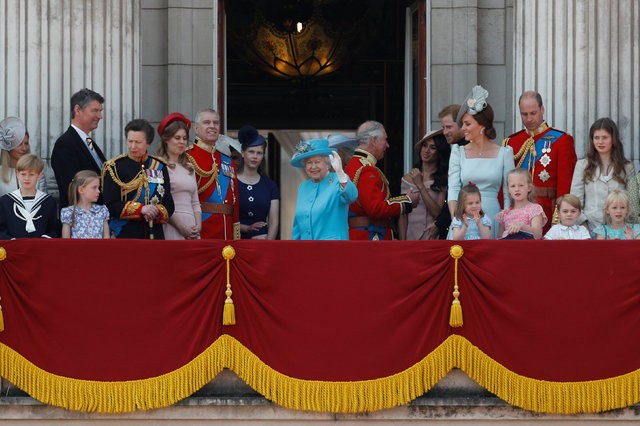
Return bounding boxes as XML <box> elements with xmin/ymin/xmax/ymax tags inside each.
<box><xmin>345</xmin><ymin>120</ymin><xmax>419</xmax><ymax>240</ymax></box>
<box><xmin>502</xmin><ymin>91</ymin><xmax>577</xmax><ymax>232</ymax></box>
<box><xmin>186</xmin><ymin>108</ymin><xmax>240</xmax><ymax>240</ymax></box>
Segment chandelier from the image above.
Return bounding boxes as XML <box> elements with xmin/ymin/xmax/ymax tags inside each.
<box><xmin>226</xmin><ymin>0</ymin><xmax>368</xmax><ymax>81</ymax></box>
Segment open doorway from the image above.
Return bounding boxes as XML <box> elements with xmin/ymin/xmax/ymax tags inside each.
<box><xmin>224</xmin><ymin>1</ymin><xmax>427</xmax><ymax>239</ymax></box>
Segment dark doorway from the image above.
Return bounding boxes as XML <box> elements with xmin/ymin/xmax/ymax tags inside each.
<box><xmin>225</xmin><ymin>0</ymin><xmax>411</xmax><ymax>196</ymax></box>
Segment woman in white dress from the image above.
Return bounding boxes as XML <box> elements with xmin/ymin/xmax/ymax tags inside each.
<box><xmin>156</xmin><ymin>112</ymin><xmax>202</xmax><ymax>240</ymax></box>
<box><xmin>570</xmin><ymin>117</ymin><xmax>639</xmax><ymax>232</ymax></box>
<box><xmin>447</xmin><ymin>86</ymin><xmax>515</xmax><ymax>239</ymax></box>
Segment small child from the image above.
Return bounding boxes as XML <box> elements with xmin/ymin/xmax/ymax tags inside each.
<box><xmin>449</xmin><ymin>183</ymin><xmax>492</xmax><ymax>240</ymax></box>
<box><xmin>496</xmin><ymin>168</ymin><xmax>547</xmax><ymax>239</ymax></box>
<box><xmin>593</xmin><ymin>189</ymin><xmax>640</xmax><ymax>240</ymax></box>
<box><xmin>544</xmin><ymin>194</ymin><xmax>591</xmax><ymax>240</ymax></box>
<box><xmin>61</xmin><ymin>170</ymin><xmax>110</xmax><ymax>238</ymax></box>
<box><xmin>0</xmin><ymin>154</ymin><xmax>57</xmax><ymax>239</ymax></box>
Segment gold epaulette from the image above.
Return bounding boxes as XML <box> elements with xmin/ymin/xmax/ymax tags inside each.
<box><xmin>103</xmin><ymin>153</ymin><xmax>128</xmax><ymax>168</ymax></box>
<box><xmin>501</xmin><ymin>137</ymin><xmax>510</xmax><ymax>147</ymax></box>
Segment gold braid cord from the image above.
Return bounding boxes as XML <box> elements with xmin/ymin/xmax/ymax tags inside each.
<box><xmin>103</xmin><ymin>158</ymin><xmax>149</xmax><ymax>203</ymax></box>
<box><xmin>513</xmin><ymin>137</ymin><xmax>536</xmax><ymax>170</ymax></box>
<box><xmin>187</xmin><ymin>154</ymin><xmax>219</xmax><ymax>195</ymax></box>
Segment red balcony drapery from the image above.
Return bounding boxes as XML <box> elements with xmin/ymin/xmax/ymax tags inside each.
<box><xmin>1</xmin><ymin>239</ymin><xmax>639</xmax><ymax>413</ymax></box>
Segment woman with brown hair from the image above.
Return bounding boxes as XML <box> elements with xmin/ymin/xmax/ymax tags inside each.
<box><xmin>447</xmin><ymin>85</ymin><xmax>515</xmax><ymax>238</ymax></box>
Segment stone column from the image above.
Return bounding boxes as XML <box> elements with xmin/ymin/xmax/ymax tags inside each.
<box><xmin>0</xmin><ymin>0</ymin><xmax>140</xmax><ymax>160</ymax></box>
<box><xmin>513</xmin><ymin>0</ymin><xmax>640</xmax><ymax>161</ymax></box>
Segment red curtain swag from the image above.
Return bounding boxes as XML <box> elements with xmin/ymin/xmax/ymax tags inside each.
<box><xmin>0</xmin><ymin>239</ymin><xmax>639</xmax><ymax>413</ymax></box>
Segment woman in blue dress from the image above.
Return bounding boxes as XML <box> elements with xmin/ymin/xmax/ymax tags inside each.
<box><xmin>237</xmin><ymin>125</ymin><xmax>280</xmax><ymax>239</ymax></box>
<box><xmin>291</xmin><ymin>138</ymin><xmax>358</xmax><ymax>240</ymax></box>
<box><xmin>447</xmin><ymin>86</ymin><xmax>515</xmax><ymax>238</ymax></box>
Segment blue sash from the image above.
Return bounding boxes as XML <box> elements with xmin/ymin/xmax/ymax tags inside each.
<box><xmin>518</xmin><ymin>129</ymin><xmax>563</xmax><ymax>170</ymax></box>
<box><xmin>202</xmin><ymin>153</ymin><xmax>233</xmax><ymax>221</ymax></box>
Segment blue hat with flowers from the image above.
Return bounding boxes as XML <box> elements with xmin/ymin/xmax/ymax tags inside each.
<box><xmin>290</xmin><ymin>138</ymin><xmax>336</xmax><ymax>168</ymax></box>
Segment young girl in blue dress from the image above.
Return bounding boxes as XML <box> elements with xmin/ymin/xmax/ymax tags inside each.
<box><xmin>449</xmin><ymin>183</ymin><xmax>492</xmax><ymax>240</ymax></box>
<box><xmin>593</xmin><ymin>189</ymin><xmax>640</xmax><ymax>240</ymax></box>
<box><xmin>61</xmin><ymin>170</ymin><xmax>110</xmax><ymax>238</ymax></box>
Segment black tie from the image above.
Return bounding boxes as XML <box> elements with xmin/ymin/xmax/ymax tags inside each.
<box><xmin>86</xmin><ymin>137</ymin><xmax>95</xmax><ymax>150</ymax></box>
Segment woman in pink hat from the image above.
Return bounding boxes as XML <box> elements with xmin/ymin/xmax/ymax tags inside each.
<box><xmin>156</xmin><ymin>112</ymin><xmax>201</xmax><ymax>240</ymax></box>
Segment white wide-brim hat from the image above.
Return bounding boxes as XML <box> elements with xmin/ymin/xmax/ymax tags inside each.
<box><xmin>0</xmin><ymin>116</ymin><xmax>26</xmax><ymax>151</ymax></box>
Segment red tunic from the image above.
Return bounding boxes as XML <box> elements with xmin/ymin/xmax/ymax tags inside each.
<box><xmin>503</xmin><ymin>123</ymin><xmax>577</xmax><ymax>232</ymax></box>
<box><xmin>344</xmin><ymin>149</ymin><xmax>413</xmax><ymax>240</ymax></box>
<box><xmin>186</xmin><ymin>140</ymin><xmax>240</xmax><ymax>240</ymax></box>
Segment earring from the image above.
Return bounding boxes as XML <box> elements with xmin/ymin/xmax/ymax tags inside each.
<box><xmin>480</xmin><ymin>128</ymin><xmax>484</xmax><ymax>135</ymax></box>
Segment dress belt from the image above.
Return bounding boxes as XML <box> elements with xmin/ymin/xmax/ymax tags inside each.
<box><xmin>201</xmin><ymin>202</ymin><xmax>233</xmax><ymax>215</ymax></box>
<box><xmin>348</xmin><ymin>216</ymin><xmax>392</xmax><ymax>228</ymax></box>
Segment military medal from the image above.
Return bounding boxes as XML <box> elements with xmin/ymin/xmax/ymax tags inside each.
<box><xmin>539</xmin><ymin>141</ymin><xmax>552</xmax><ymax>167</ymax></box>
<box><xmin>221</xmin><ymin>161</ymin><xmax>234</xmax><ymax>177</ymax></box>
<box><xmin>538</xmin><ymin>170</ymin><xmax>550</xmax><ymax>182</ymax></box>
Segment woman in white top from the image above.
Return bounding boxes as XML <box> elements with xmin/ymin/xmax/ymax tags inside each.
<box><xmin>570</xmin><ymin>117</ymin><xmax>639</xmax><ymax>232</ymax></box>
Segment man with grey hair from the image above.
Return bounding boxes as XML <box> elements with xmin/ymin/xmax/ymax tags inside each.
<box><xmin>344</xmin><ymin>120</ymin><xmax>419</xmax><ymax>240</ymax></box>
<box><xmin>52</xmin><ymin>88</ymin><xmax>106</xmax><ymax>209</ymax></box>
<box><xmin>185</xmin><ymin>108</ymin><xmax>240</xmax><ymax>240</ymax></box>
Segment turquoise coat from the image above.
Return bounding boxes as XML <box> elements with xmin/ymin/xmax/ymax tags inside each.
<box><xmin>292</xmin><ymin>172</ymin><xmax>358</xmax><ymax>240</ymax></box>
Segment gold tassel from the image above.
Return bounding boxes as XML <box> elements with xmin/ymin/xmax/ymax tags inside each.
<box><xmin>0</xmin><ymin>303</ymin><xmax>4</xmax><ymax>332</ymax></box>
<box><xmin>449</xmin><ymin>245</ymin><xmax>464</xmax><ymax>327</ymax></box>
<box><xmin>551</xmin><ymin>205</ymin><xmax>560</xmax><ymax>225</ymax></box>
<box><xmin>222</xmin><ymin>245</ymin><xmax>236</xmax><ymax>325</ymax></box>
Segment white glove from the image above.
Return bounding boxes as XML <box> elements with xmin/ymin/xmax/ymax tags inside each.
<box><xmin>329</xmin><ymin>152</ymin><xmax>348</xmax><ymax>184</ymax></box>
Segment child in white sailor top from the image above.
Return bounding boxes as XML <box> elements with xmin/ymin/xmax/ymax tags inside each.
<box><xmin>0</xmin><ymin>154</ymin><xmax>57</xmax><ymax>239</ymax></box>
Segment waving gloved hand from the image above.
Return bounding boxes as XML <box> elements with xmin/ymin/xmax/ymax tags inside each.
<box><xmin>329</xmin><ymin>151</ymin><xmax>348</xmax><ymax>184</ymax></box>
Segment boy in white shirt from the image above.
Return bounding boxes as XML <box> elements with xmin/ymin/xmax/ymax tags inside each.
<box><xmin>544</xmin><ymin>194</ymin><xmax>591</xmax><ymax>240</ymax></box>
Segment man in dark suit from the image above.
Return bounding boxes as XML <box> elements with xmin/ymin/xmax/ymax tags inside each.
<box><xmin>51</xmin><ymin>88</ymin><xmax>106</xmax><ymax>208</ymax></box>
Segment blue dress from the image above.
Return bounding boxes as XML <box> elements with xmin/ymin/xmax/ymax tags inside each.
<box><xmin>238</xmin><ymin>175</ymin><xmax>279</xmax><ymax>239</ymax></box>
<box><xmin>292</xmin><ymin>172</ymin><xmax>358</xmax><ymax>240</ymax></box>
<box><xmin>448</xmin><ymin>144</ymin><xmax>515</xmax><ymax>238</ymax></box>
<box><xmin>449</xmin><ymin>215</ymin><xmax>492</xmax><ymax>240</ymax></box>
<box><xmin>60</xmin><ymin>204</ymin><xmax>110</xmax><ymax>239</ymax></box>
<box><xmin>593</xmin><ymin>223</ymin><xmax>640</xmax><ymax>240</ymax></box>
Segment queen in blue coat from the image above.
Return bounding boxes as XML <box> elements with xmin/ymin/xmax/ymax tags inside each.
<box><xmin>291</xmin><ymin>138</ymin><xmax>358</xmax><ymax>240</ymax></box>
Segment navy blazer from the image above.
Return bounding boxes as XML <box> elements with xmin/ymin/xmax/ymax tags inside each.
<box><xmin>51</xmin><ymin>126</ymin><xmax>106</xmax><ymax>208</ymax></box>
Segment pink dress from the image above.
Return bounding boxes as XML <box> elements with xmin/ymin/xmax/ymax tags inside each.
<box><xmin>495</xmin><ymin>202</ymin><xmax>547</xmax><ymax>238</ymax></box>
<box><xmin>163</xmin><ymin>163</ymin><xmax>201</xmax><ymax>240</ymax></box>
<box><xmin>400</xmin><ymin>177</ymin><xmax>439</xmax><ymax>240</ymax></box>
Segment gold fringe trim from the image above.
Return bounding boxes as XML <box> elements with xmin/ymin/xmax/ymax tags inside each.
<box><xmin>2</xmin><ymin>335</ymin><xmax>640</xmax><ymax>414</ymax></box>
